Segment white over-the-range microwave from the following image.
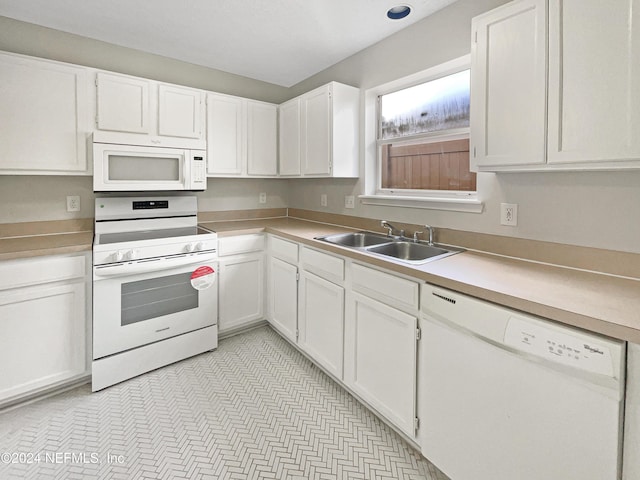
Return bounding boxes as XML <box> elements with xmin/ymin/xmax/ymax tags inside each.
<box><xmin>91</xmin><ymin>133</ymin><xmax>207</xmax><ymax>192</ymax></box>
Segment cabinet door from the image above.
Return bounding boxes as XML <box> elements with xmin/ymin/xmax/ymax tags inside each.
<box><xmin>158</xmin><ymin>84</ymin><xmax>203</xmax><ymax>139</ymax></box>
<box><xmin>206</xmin><ymin>93</ymin><xmax>245</xmax><ymax>175</ymax></box>
<box><xmin>268</xmin><ymin>257</ymin><xmax>298</xmax><ymax>342</ymax></box>
<box><xmin>96</xmin><ymin>72</ymin><xmax>151</xmax><ymax>134</ymax></box>
<box><xmin>344</xmin><ymin>292</ymin><xmax>418</xmax><ymax>437</ymax></box>
<box><xmin>470</xmin><ymin>0</ymin><xmax>547</xmax><ymax>168</ymax></box>
<box><xmin>0</xmin><ymin>53</ymin><xmax>90</xmax><ymax>173</ymax></box>
<box><xmin>301</xmin><ymin>86</ymin><xmax>332</xmax><ymax>175</ymax></box>
<box><xmin>0</xmin><ymin>282</ymin><xmax>86</xmax><ymax>402</ymax></box>
<box><xmin>298</xmin><ymin>270</ymin><xmax>344</xmax><ymax>379</ymax></box>
<box><xmin>548</xmin><ymin>0</ymin><xmax>640</xmax><ymax>164</ymax></box>
<box><xmin>278</xmin><ymin>98</ymin><xmax>301</xmax><ymax>176</ymax></box>
<box><xmin>218</xmin><ymin>254</ymin><xmax>264</xmax><ymax>333</ymax></box>
<box><xmin>247</xmin><ymin>100</ymin><xmax>277</xmax><ymax>175</ymax></box>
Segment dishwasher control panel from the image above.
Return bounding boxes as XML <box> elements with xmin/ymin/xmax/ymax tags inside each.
<box><xmin>504</xmin><ymin>316</ymin><xmax>615</xmax><ymax>377</ymax></box>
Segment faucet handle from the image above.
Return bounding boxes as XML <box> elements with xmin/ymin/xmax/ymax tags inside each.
<box><xmin>413</xmin><ymin>231</ymin><xmax>423</xmax><ymax>242</ymax></box>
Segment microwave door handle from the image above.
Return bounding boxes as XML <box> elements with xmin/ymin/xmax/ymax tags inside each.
<box><xmin>183</xmin><ymin>151</ymin><xmax>190</xmax><ymax>189</ymax></box>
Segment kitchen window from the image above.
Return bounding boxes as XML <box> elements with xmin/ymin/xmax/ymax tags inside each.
<box><xmin>361</xmin><ymin>55</ymin><xmax>483</xmax><ymax>213</ymax></box>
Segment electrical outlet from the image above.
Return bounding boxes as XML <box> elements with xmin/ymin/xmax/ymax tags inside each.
<box><xmin>320</xmin><ymin>194</ymin><xmax>328</xmax><ymax>207</ymax></box>
<box><xmin>500</xmin><ymin>203</ymin><xmax>518</xmax><ymax>226</ymax></box>
<box><xmin>66</xmin><ymin>195</ymin><xmax>80</xmax><ymax>212</ymax></box>
<box><xmin>259</xmin><ymin>192</ymin><xmax>267</xmax><ymax>204</ymax></box>
<box><xmin>344</xmin><ymin>195</ymin><xmax>355</xmax><ymax>209</ymax></box>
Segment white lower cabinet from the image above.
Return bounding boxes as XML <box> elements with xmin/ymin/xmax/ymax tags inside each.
<box><xmin>218</xmin><ymin>253</ymin><xmax>264</xmax><ymax>334</ymax></box>
<box><xmin>265</xmin><ymin>235</ymin><xmax>421</xmax><ymax>439</ymax></box>
<box><xmin>217</xmin><ymin>234</ymin><xmax>266</xmax><ymax>335</ymax></box>
<box><xmin>268</xmin><ymin>256</ymin><xmax>298</xmax><ymax>342</ymax></box>
<box><xmin>344</xmin><ymin>291</ymin><xmax>418</xmax><ymax>438</ymax></box>
<box><xmin>298</xmin><ymin>270</ymin><xmax>345</xmax><ymax>379</ymax></box>
<box><xmin>0</xmin><ymin>253</ymin><xmax>90</xmax><ymax>405</ymax></box>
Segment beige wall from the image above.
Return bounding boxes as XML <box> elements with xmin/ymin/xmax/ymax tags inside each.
<box><xmin>0</xmin><ymin>176</ymin><xmax>289</xmax><ymax>224</ymax></box>
<box><xmin>2</xmin><ymin>1</ymin><xmax>640</xmax><ymax>254</ymax></box>
<box><xmin>0</xmin><ymin>15</ymin><xmax>291</xmax><ymax>224</ymax></box>
<box><xmin>284</xmin><ymin>0</ymin><xmax>640</xmax><ymax>254</ymax></box>
<box><xmin>0</xmin><ymin>16</ymin><xmax>289</xmax><ymax>103</ymax></box>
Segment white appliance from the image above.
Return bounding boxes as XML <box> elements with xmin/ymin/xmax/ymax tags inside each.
<box><xmin>419</xmin><ymin>285</ymin><xmax>625</xmax><ymax>480</ymax></box>
<box><xmin>92</xmin><ymin>133</ymin><xmax>207</xmax><ymax>192</ymax></box>
<box><xmin>92</xmin><ymin>196</ymin><xmax>218</xmax><ymax>391</ymax></box>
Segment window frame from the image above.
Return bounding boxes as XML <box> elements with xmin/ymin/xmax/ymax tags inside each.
<box><xmin>361</xmin><ymin>55</ymin><xmax>483</xmax><ymax>213</ymax></box>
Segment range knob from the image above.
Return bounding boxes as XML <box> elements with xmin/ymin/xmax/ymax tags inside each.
<box><xmin>124</xmin><ymin>249</ymin><xmax>138</xmax><ymax>260</ymax></box>
<box><xmin>112</xmin><ymin>250</ymin><xmax>125</xmax><ymax>262</ymax></box>
<box><xmin>185</xmin><ymin>242</ymin><xmax>204</xmax><ymax>253</ymax></box>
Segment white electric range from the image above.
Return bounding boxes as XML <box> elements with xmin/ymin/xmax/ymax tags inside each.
<box><xmin>91</xmin><ymin>196</ymin><xmax>218</xmax><ymax>391</ymax></box>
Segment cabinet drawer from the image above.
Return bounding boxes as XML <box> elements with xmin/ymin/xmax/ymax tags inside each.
<box><xmin>351</xmin><ymin>263</ymin><xmax>420</xmax><ymax>312</ymax></box>
<box><xmin>0</xmin><ymin>254</ymin><xmax>86</xmax><ymax>291</ymax></box>
<box><xmin>269</xmin><ymin>235</ymin><xmax>299</xmax><ymax>263</ymax></box>
<box><xmin>300</xmin><ymin>246</ymin><xmax>344</xmax><ymax>283</ymax></box>
<box><xmin>218</xmin><ymin>234</ymin><xmax>265</xmax><ymax>256</ymax></box>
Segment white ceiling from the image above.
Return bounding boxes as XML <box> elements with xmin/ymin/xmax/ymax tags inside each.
<box><xmin>0</xmin><ymin>0</ymin><xmax>459</xmax><ymax>87</ymax></box>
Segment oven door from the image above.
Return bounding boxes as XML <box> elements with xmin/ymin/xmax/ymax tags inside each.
<box><xmin>93</xmin><ymin>254</ymin><xmax>217</xmax><ymax>359</ymax></box>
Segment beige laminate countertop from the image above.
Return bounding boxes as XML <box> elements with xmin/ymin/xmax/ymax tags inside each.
<box><xmin>2</xmin><ymin>217</ymin><xmax>638</xmax><ymax>344</ymax></box>
<box><xmin>0</xmin><ymin>231</ymin><xmax>93</xmax><ymax>261</ymax></box>
<box><xmin>202</xmin><ymin>217</ymin><xmax>640</xmax><ymax>344</ymax></box>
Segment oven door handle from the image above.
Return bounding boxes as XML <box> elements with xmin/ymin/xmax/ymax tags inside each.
<box><xmin>93</xmin><ymin>254</ymin><xmax>216</xmax><ymax>278</ymax></box>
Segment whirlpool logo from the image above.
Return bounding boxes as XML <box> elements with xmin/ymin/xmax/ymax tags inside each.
<box><xmin>584</xmin><ymin>344</ymin><xmax>604</xmax><ymax>355</ymax></box>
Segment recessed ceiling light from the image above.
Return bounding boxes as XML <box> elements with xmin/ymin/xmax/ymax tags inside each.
<box><xmin>387</xmin><ymin>5</ymin><xmax>411</xmax><ymax>20</ymax></box>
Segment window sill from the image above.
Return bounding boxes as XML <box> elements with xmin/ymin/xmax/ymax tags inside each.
<box><xmin>359</xmin><ymin>194</ymin><xmax>484</xmax><ymax>213</ymax></box>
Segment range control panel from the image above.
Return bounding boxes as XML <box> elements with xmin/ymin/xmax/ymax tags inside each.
<box><xmin>504</xmin><ymin>316</ymin><xmax>614</xmax><ymax>377</ymax></box>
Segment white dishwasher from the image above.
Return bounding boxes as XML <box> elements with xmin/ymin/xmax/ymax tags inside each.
<box><xmin>419</xmin><ymin>285</ymin><xmax>625</xmax><ymax>480</ymax></box>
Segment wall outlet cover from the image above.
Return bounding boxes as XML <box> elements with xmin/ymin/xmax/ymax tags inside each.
<box><xmin>66</xmin><ymin>195</ymin><xmax>80</xmax><ymax>212</ymax></box>
<box><xmin>259</xmin><ymin>192</ymin><xmax>267</xmax><ymax>204</ymax></box>
<box><xmin>344</xmin><ymin>195</ymin><xmax>355</xmax><ymax>209</ymax></box>
<box><xmin>500</xmin><ymin>203</ymin><xmax>518</xmax><ymax>226</ymax></box>
<box><xmin>320</xmin><ymin>194</ymin><xmax>328</xmax><ymax>207</ymax></box>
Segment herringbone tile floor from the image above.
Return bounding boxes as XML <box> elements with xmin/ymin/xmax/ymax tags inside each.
<box><xmin>0</xmin><ymin>326</ymin><xmax>449</xmax><ymax>480</ymax></box>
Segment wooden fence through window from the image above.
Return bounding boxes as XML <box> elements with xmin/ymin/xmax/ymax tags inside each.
<box><xmin>381</xmin><ymin>138</ymin><xmax>475</xmax><ymax>191</ymax></box>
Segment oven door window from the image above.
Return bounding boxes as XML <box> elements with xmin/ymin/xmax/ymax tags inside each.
<box><xmin>109</xmin><ymin>154</ymin><xmax>181</xmax><ymax>182</ymax></box>
<box><xmin>121</xmin><ymin>272</ymin><xmax>197</xmax><ymax>326</ymax></box>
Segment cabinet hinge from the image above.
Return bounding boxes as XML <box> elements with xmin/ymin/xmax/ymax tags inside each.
<box><xmin>414</xmin><ymin>417</ymin><xmax>420</xmax><ymax>432</ymax></box>
<box><xmin>296</xmin><ymin>271</ymin><xmax>300</xmax><ymax>282</ymax></box>
<box><xmin>473</xmin><ymin>146</ymin><xmax>476</xmax><ymax>158</ymax></box>
<box><xmin>474</xmin><ymin>31</ymin><xmax>478</xmax><ymax>44</ymax></box>
<box><xmin>295</xmin><ymin>328</ymin><xmax>299</xmax><ymax>341</ymax></box>
<box><xmin>416</xmin><ymin>326</ymin><xmax>421</xmax><ymax>341</ymax></box>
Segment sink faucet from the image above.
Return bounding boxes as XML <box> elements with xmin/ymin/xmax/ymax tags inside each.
<box><xmin>424</xmin><ymin>224</ymin><xmax>434</xmax><ymax>245</ymax></box>
<box><xmin>381</xmin><ymin>220</ymin><xmax>404</xmax><ymax>238</ymax></box>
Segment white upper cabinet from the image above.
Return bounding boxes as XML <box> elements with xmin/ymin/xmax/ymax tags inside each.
<box><xmin>471</xmin><ymin>0</ymin><xmax>640</xmax><ymax>171</ymax></box>
<box><xmin>158</xmin><ymin>84</ymin><xmax>203</xmax><ymax>139</ymax></box>
<box><xmin>280</xmin><ymin>82</ymin><xmax>360</xmax><ymax>178</ymax></box>
<box><xmin>206</xmin><ymin>92</ymin><xmax>277</xmax><ymax>177</ymax></box>
<box><xmin>278</xmin><ymin>98</ymin><xmax>302</xmax><ymax>176</ymax></box>
<box><xmin>547</xmin><ymin>0</ymin><xmax>640</xmax><ymax>165</ymax></box>
<box><xmin>96</xmin><ymin>72</ymin><xmax>205</xmax><ymax>147</ymax></box>
<box><xmin>470</xmin><ymin>0</ymin><xmax>547</xmax><ymax>168</ymax></box>
<box><xmin>96</xmin><ymin>72</ymin><xmax>150</xmax><ymax>134</ymax></box>
<box><xmin>247</xmin><ymin>100</ymin><xmax>278</xmax><ymax>175</ymax></box>
<box><xmin>206</xmin><ymin>93</ymin><xmax>244</xmax><ymax>175</ymax></box>
<box><xmin>302</xmin><ymin>85</ymin><xmax>332</xmax><ymax>175</ymax></box>
<box><xmin>0</xmin><ymin>52</ymin><xmax>91</xmax><ymax>174</ymax></box>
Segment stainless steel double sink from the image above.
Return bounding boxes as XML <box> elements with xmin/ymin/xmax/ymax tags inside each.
<box><xmin>314</xmin><ymin>231</ymin><xmax>463</xmax><ymax>265</ymax></box>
